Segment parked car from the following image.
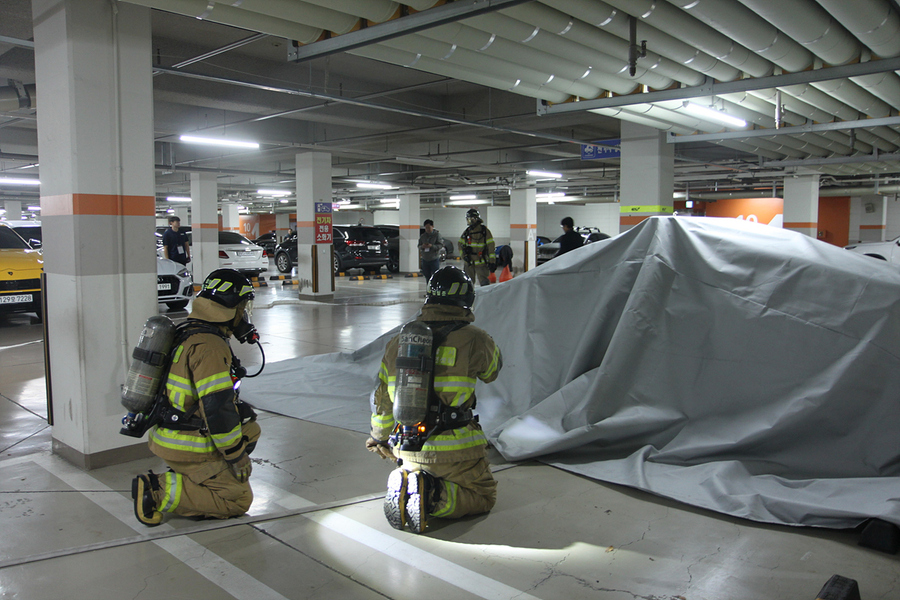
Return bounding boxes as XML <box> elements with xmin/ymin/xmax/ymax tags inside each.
<box><xmin>0</xmin><ymin>223</ymin><xmax>43</xmax><ymax>319</ymax></box>
<box><xmin>157</xmin><ymin>257</ymin><xmax>193</xmax><ymax>311</ymax></box>
<box><xmin>374</xmin><ymin>224</ymin><xmax>454</xmax><ymax>273</ymax></box>
<box><xmin>155</xmin><ymin>227</ymin><xmax>267</xmax><ymax>275</ymax></box>
<box><xmin>10</xmin><ymin>223</ymin><xmax>42</xmax><ymax>249</ymax></box>
<box><xmin>252</xmin><ymin>232</ymin><xmax>278</xmax><ymax>255</ymax></box>
<box><xmin>844</xmin><ymin>237</ymin><xmax>900</xmax><ymax>264</ymax></box>
<box><xmin>274</xmin><ymin>225</ymin><xmax>390</xmax><ymax>274</ymax></box>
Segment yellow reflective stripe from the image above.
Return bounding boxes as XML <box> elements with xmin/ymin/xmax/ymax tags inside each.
<box><xmin>210</xmin><ymin>425</ymin><xmax>242</xmax><ymax>449</ymax></box>
<box><xmin>385</xmin><ymin>375</ymin><xmax>397</xmax><ymax>402</ymax></box>
<box><xmin>160</xmin><ymin>471</ymin><xmax>182</xmax><ymax>513</ymax></box>
<box><xmin>421</xmin><ymin>427</ymin><xmax>487</xmax><ymax>452</ymax></box>
<box><xmin>433</xmin><ymin>376</ymin><xmax>476</xmax><ymax>407</ymax></box>
<box><xmin>172</xmin><ymin>345</ymin><xmax>184</xmax><ymax>364</ymax></box>
<box><xmin>166</xmin><ymin>374</ymin><xmax>193</xmax><ymax>411</ymax></box>
<box><xmin>196</xmin><ymin>372</ymin><xmax>232</xmax><ymax>396</ymax></box>
<box><xmin>432</xmin><ymin>480</ymin><xmax>458</xmax><ymax>518</ymax></box>
<box><xmin>435</xmin><ymin>346</ymin><xmax>456</xmax><ymax>367</ymax></box>
<box><xmin>379</xmin><ymin>362</ymin><xmax>389</xmax><ymax>384</ymax></box>
<box><xmin>371</xmin><ymin>413</ymin><xmax>394</xmax><ymax>426</ymax></box>
<box><xmin>485</xmin><ymin>237</ymin><xmax>494</xmax><ymax>245</ymax></box>
<box><xmin>149</xmin><ymin>427</ymin><xmax>216</xmax><ymax>454</ymax></box>
<box><xmin>479</xmin><ymin>345</ymin><xmax>501</xmax><ymax>379</ymax></box>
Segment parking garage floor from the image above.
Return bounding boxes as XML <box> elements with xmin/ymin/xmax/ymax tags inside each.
<box><xmin>0</xmin><ymin>269</ymin><xmax>898</xmax><ymax>599</ymax></box>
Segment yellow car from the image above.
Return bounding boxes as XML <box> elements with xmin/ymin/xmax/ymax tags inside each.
<box><xmin>0</xmin><ymin>222</ymin><xmax>43</xmax><ymax>319</ymax></box>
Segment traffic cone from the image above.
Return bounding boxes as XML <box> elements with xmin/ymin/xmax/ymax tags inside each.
<box><xmin>499</xmin><ymin>265</ymin><xmax>512</xmax><ymax>282</ymax></box>
<box><xmin>488</xmin><ymin>271</ymin><xmax>497</xmax><ymax>284</ymax></box>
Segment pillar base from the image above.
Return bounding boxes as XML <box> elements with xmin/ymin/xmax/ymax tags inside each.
<box><xmin>297</xmin><ymin>293</ymin><xmax>334</xmax><ymax>302</ymax></box>
<box><xmin>52</xmin><ymin>437</ymin><xmax>153</xmax><ymax>470</ymax></box>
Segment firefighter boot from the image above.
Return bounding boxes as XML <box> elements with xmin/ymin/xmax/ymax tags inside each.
<box><xmin>384</xmin><ymin>468</ymin><xmax>408</xmax><ymax>530</ymax></box>
<box><xmin>132</xmin><ymin>471</ymin><xmax>163</xmax><ymax>527</ymax></box>
<box><xmin>406</xmin><ymin>470</ymin><xmax>439</xmax><ymax>534</ymax></box>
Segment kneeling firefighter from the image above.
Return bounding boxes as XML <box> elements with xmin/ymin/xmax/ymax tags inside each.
<box><xmin>366</xmin><ymin>266</ymin><xmax>503</xmax><ymax>533</ymax></box>
<box><xmin>129</xmin><ymin>268</ymin><xmax>262</xmax><ymax>526</ymax></box>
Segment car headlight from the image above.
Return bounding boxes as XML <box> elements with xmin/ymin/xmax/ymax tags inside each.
<box><xmin>177</xmin><ymin>267</ymin><xmax>191</xmax><ymax>277</ymax></box>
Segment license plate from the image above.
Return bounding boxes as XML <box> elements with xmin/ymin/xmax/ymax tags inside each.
<box><xmin>157</xmin><ymin>283</ymin><xmax>172</xmax><ymax>291</ymax></box>
<box><xmin>240</xmin><ymin>251</ymin><xmax>254</xmax><ymax>257</ymax></box>
<box><xmin>0</xmin><ymin>294</ymin><xmax>32</xmax><ymax>304</ymax></box>
<box><xmin>367</xmin><ymin>245</ymin><xmax>379</xmax><ymax>250</ymax></box>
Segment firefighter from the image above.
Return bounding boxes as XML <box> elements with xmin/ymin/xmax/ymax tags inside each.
<box><xmin>132</xmin><ymin>269</ymin><xmax>261</xmax><ymax>526</ymax></box>
<box><xmin>366</xmin><ymin>266</ymin><xmax>503</xmax><ymax>533</ymax></box>
<box><xmin>458</xmin><ymin>208</ymin><xmax>496</xmax><ymax>285</ymax></box>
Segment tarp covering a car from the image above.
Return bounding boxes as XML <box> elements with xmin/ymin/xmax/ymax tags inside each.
<box><xmin>244</xmin><ymin>217</ymin><xmax>900</xmax><ymax>529</ymax></box>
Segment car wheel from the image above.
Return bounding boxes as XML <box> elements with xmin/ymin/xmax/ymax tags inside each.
<box><xmin>333</xmin><ymin>254</ymin><xmax>342</xmax><ymax>274</ymax></box>
<box><xmin>276</xmin><ymin>252</ymin><xmax>292</xmax><ymax>273</ymax></box>
<box><xmin>439</xmin><ymin>247</ymin><xmax>447</xmax><ymax>262</ymax></box>
<box><xmin>387</xmin><ymin>254</ymin><xmax>399</xmax><ymax>273</ymax></box>
<box><xmin>166</xmin><ymin>300</ymin><xmax>189</xmax><ymax>311</ymax></box>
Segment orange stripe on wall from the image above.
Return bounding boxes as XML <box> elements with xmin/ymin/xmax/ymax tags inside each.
<box><xmin>41</xmin><ymin>193</ymin><xmax>155</xmax><ymax>217</ymax></box>
<box><xmin>620</xmin><ymin>215</ymin><xmax>650</xmax><ymax>226</ymax></box>
<box><xmin>860</xmin><ymin>225</ymin><xmax>886</xmax><ymax>230</ymax></box>
<box><xmin>510</xmin><ymin>223</ymin><xmax>537</xmax><ymax>229</ymax></box>
<box><xmin>400</xmin><ymin>224</ymin><xmax>418</xmax><ymax>229</ymax></box>
<box><xmin>783</xmin><ymin>222</ymin><xmax>817</xmax><ymax>228</ymax></box>
<box><xmin>296</xmin><ymin>221</ymin><xmax>315</xmax><ymax>227</ymax></box>
<box><xmin>193</xmin><ymin>223</ymin><xmax>218</xmax><ymax>229</ymax></box>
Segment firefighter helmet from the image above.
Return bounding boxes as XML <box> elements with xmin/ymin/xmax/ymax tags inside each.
<box><xmin>425</xmin><ymin>266</ymin><xmax>475</xmax><ymax>309</ymax></box>
<box><xmin>199</xmin><ymin>269</ymin><xmax>255</xmax><ymax>308</ymax></box>
<box><xmin>465</xmin><ymin>208</ymin><xmax>481</xmax><ymax>226</ymax></box>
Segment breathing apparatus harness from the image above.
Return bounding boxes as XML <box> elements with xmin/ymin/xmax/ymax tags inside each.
<box><xmin>119</xmin><ymin>319</ymin><xmax>264</xmax><ymax>438</ymax></box>
<box><xmin>389</xmin><ymin>320</ymin><xmax>474</xmax><ymax>453</ymax></box>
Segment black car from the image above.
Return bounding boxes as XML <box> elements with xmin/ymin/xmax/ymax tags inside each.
<box><xmin>274</xmin><ymin>225</ymin><xmax>390</xmax><ymax>274</ymax></box>
<box><xmin>374</xmin><ymin>224</ymin><xmax>454</xmax><ymax>273</ymax></box>
<box><xmin>252</xmin><ymin>232</ymin><xmax>278</xmax><ymax>255</ymax></box>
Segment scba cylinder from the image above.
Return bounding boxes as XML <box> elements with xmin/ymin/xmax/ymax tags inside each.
<box><xmin>121</xmin><ymin>315</ymin><xmax>177</xmax><ymax>413</ymax></box>
<box><xmin>393</xmin><ymin>321</ymin><xmax>434</xmax><ymax>426</ymax></box>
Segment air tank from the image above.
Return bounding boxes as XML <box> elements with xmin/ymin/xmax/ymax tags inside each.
<box><xmin>121</xmin><ymin>315</ymin><xmax>177</xmax><ymax>413</ymax></box>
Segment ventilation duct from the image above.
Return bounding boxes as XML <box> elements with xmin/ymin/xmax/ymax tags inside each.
<box><xmin>815</xmin><ymin>0</ymin><xmax>900</xmax><ymax>58</ymax></box>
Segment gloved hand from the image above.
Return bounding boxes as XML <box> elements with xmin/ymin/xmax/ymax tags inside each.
<box><xmin>365</xmin><ymin>437</ymin><xmax>395</xmax><ymax>460</ymax></box>
<box><xmin>489</xmin><ymin>263</ymin><xmax>497</xmax><ymax>273</ymax></box>
<box><xmin>228</xmin><ymin>453</ymin><xmax>252</xmax><ymax>482</ymax></box>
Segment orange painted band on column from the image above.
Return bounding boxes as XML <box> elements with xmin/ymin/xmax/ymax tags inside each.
<box><xmin>784</xmin><ymin>222</ymin><xmax>817</xmax><ymax>228</ymax></box>
<box><xmin>400</xmin><ymin>224</ymin><xmax>418</xmax><ymax>229</ymax></box>
<box><xmin>41</xmin><ymin>193</ymin><xmax>155</xmax><ymax>217</ymax></box>
<box><xmin>620</xmin><ymin>215</ymin><xmax>650</xmax><ymax>226</ymax></box>
<box><xmin>296</xmin><ymin>221</ymin><xmax>315</xmax><ymax>228</ymax></box>
<box><xmin>510</xmin><ymin>224</ymin><xmax>537</xmax><ymax>229</ymax></box>
<box><xmin>860</xmin><ymin>225</ymin><xmax>886</xmax><ymax>230</ymax></box>
<box><xmin>193</xmin><ymin>223</ymin><xmax>219</xmax><ymax>229</ymax></box>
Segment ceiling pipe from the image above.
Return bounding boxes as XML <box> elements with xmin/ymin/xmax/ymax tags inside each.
<box><xmin>540</xmin><ymin>0</ymin><xmax>742</xmax><ymax>82</ymax></box>
<box><xmin>215</xmin><ymin>0</ymin><xmax>358</xmax><ymax>34</ymax></box>
<box><xmin>0</xmin><ymin>83</ymin><xmax>36</xmax><ymax>112</ymax></box>
<box><xmin>815</xmin><ymin>0</ymin><xmax>900</xmax><ymax>58</ymax></box>
<box><xmin>294</xmin><ymin>0</ymin><xmax>403</xmax><ymax>24</ymax></box>
<box><xmin>819</xmin><ymin>184</ymin><xmax>900</xmax><ymax>196</ymax></box>
<box><xmin>667</xmin><ymin>0</ymin><xmax>813</xmax><ymax>72</ymax></box>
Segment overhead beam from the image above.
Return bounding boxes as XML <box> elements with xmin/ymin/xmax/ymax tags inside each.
<box><xmin>763</xmin><ymin>153</ymin><xmax>900</xmax><ymax>168</ymax></box>
<box><xmin>0</xmin><ymin>35</ymin><xmax>34</xmax><ymax>49</ymax></box>
<box><xmin>666</xmin><ymin>116</ymin><xmax>900</xmax><ymax>143</ymax></box>
<box><xmin>539</xmin><ymin>56</ymin><xmax>900</xmax><ymax>115</ymax></box>
<box><xmin>287</xmin><ymin>0</ymin><xmax>534</xmax><ymax>63</ymax></box>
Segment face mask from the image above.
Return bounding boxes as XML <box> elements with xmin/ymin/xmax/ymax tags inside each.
<box><xmin>232</xmin><ymin>304</ymin><xmax>259</xmax><ymax>344</ymax></box>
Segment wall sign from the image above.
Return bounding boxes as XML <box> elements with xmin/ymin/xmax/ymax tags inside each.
<box><xmin>315</xmin><ymin>201</ymin><xmax>332</xmax><ymax>244</ymax></box>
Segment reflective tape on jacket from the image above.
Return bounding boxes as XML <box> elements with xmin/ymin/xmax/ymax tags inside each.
<box><xmin>160</xmin><ymin>470</ymin><xmax>183</xmax><ymax>513</ymax></box>
<box><xmin>165</xmin><ymin>373</ymin><xmax>193</xmax><ymax>412</ymax></box>
<box><xmin>432</xmin><ymin>480</ymin><xmax>458</xmax><ymax>518</ymax></box>
<box><xmin>433</xmin><ymin>376</ymin><xmax>476</xmax><ymax>407</ymax></box>
<box><xmin>210</xmin><ymin>424</ymin><xmax>243</xmax><ymax>451</ymax></box>
<box><xmin>420</xmin><ymin>426</ymin><xmax>487</xmax><ymax>452</ymax></box>
<box><xmin>478</xmin><ymin>345</ymin><xmax>501</xmax><ymax>380</ymax></box>
<box><xmin>149</xmin><ymin>426</ymin><xmax>217</xmax><ymax>454</ymax></box>
<box><xmin>196</xmin><ymin>372</ymin><xmax>233</xmax><ymax>397</ymax></box>
<box><xmin>371</xmin><ymin>411</ymin><xmax>396</xmax><ymax>437</ymax></box>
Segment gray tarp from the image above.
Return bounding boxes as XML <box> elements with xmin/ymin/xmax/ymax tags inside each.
<box><xmin>244</xmin><ymin>217</ymin><xmax>900</xmax><ymax>529</ymax></box>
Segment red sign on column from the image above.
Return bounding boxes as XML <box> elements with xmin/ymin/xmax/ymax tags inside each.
<box><xmin>314</xmin><ymin>201</ymin><xmax>332</xmax><ymax>244</ymax></box>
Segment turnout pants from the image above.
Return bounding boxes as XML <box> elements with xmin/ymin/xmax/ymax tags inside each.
<box><xmin>401</xmin><ymin>455</ymin><xmax>497</xmax><ymax>519</ymax></box>
<box><xmin>463</xmin><ymin>262</ymin><xmax>491</xmax><ymax>286</ymax></box>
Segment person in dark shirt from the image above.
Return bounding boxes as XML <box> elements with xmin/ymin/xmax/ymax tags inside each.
<box><xmin>554</xmin><ymin>216</ymin><xmax>584</xmax><ymax>258</ymax></box>
<box><xmin>162</xmin><ymin>216</ymin><xmax>191</xmax><ymax>266</ymax></box>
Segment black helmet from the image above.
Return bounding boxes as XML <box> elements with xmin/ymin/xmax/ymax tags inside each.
<box><xmin>466</xmin><ymin>208</ymin><xmax>481</xmax><ymax>225</ymax></box>
<box><xmin>426</xmin><ymin>266</ymin><xmax>475</xmax><ymax>309</ymax></box>
<box><xmin>199</xmin><ymin>269</ymin><xmax>255</xmax><ymax>308</ymax></box>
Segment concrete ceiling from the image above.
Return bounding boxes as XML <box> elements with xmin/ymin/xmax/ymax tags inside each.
<box><xmin>2</xmin><ymin>0</ymin><xmax>900</xmax><ymax>216</ymax></box>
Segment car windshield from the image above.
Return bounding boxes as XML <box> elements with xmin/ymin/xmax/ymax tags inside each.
<box><xmin>0</xmin><ymin>227</ymin><xmax>30</xmax><ymax>250</ymax></box>
<box><xmin>347</xmin><ymin>227</ymin><xmax>386</xmax><ymax>242</ymax></box>
<box><xmin>219</xmin><ymin>232</ymin><xmax>253</xmax><ymax>245</ymax></box>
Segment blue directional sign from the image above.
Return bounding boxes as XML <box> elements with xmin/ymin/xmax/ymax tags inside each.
<box><xmin>581</xmin><ymin>138</ymin><xmax>621</xmax><ymax>160</ymax></box>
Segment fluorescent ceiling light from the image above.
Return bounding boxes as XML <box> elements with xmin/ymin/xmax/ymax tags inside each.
<box><xmin>27</xmin><ymin>206</ymin><xmax>40</xmax><ymax>211</ymax></box>
<box><xmin>449</xmin><ymin>194</ymin><xmax>477</xmax><ymax>200</ymax></box>
<box><xmin>356</xmin><ymin>182</ymin><xmax>394</xmax><ymax>190</ymax></box>
<box><xmin>18</xmin><ymin>163</ymin><xmax>38</xmax><ymax>169</ymax></box>
<box><xmin>279</xmin><ymin>199</ymin><xmax>289</xmax><ymax>204</ymax></box>
<box><xmin>536</xmin><ymin>192</ymin><xmax>565</xmax><ymax>198</ymax></box>
<box><xmin>179</xmin><ymin>135</ymin><xmax>260</xmax><ymax>149</ymax></box>
<box><xmin>395</xmin><ymin>156</ymin><xmax>448</xmax><ymax>167</ymax></box>
<box><xmin>446</xmin><ymin>199</ymin><xmax>490</xmax><ymax>206</ymax></box>
<box><xmin>166</xmin><ymin>208</ymin><xmax>174</xmax><ymax>214</ymax></box>
<box><xmin>166</xmin><ymin>196</ymin><xmax>192</xmax><ymax>202</ymax></box>
<box><xmin>682</xmin><ymin>103</ymin><xmax>747</xmax><ymax>128</ymax></box>
<box><xmin>0</xmin><ymin>177</ymin><xmax>40</xmax><ymax>186</ymax></box>
<box><xmin>342</xmin><ymin>203</ymin><xmax>365</xmax><ymax>210</ymax></box>
<box><xmin>256</xmin><ymin>189</ymin><xmax>291</xmax><ymax>196</ymax></box>
<box><xmin>526</xmin><ymin>170</ymin><xmax>563</xmax><ymax>179</ymax></box>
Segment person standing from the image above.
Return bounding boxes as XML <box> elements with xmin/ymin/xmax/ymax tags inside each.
<box><xmin>458</xmin><ymin>209</ymin><xmax>496</xmax><ymax>285</ymax></box>
<box><xmin>554</xmin><ymin>216</ymin><xmax>584</xmax><ymax>258</ymax></box>
<box><xmin>162</xmin><ymin>215</ymin><xmax>191</xmax><ymax>266</ymax></box>
<box><xmin>367</xmin><ymin>266</ymin><xmax>502</xmax><ymax>534</ymax></box>
<box><xmin>132</xmin><ymin>269</ymin><xmax>261</xmax><ymax>526</ymax></box>
<box><xmin>418</xmin><ymin>219</ymin><xmax>444</xmax><ymax>281</ymax></box>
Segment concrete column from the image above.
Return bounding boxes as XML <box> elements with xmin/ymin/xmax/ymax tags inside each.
<box><xmin>173</xmin><ymin>206</ymin><xmax>189</xmax><ymax>224</ymax></box>
<box><xmin>296</xmin><ymin>151</ymin><xmax>333</xmax><ymax>299</ymax></box>
<box><xmin>190</xmin><ymin>172</ymin><xmax>218</xmax><ymax>285</ymax></box>
<box><xmin>619</xmin><ymin>121</ymin><xmax>674</xmax><ymax>232</ymax></box>
<box><xmin>399</xmin><ymin>192</ymin><xmax>420</xmax><ymax>274</ymax></box>
<box><xmin>783</xmin><ymin>172</ymin><xmax>820</xmax><ymax>238</ymax></box>
<box><xmin>855</xmin><ymin>194</ymin><xmax>888</xmax><ymax>242</ymax></box>
<box><xmin>221</xmin><ymin>203</ymin><xmax>240</xmax><ymax>233</ymax></box>
<box><xmin>510</xmin><ymin>188</ymin><xmax>537</xmax><ymax>273</ymax></box>
<box><xmin>275</xmin><ymin>212</ymin><xmax>290</xmax><ymax>243</ymax></box>
<box><xmin>33</xmin><ymin>0</ymin><xmax>156</xmax><ymax>468</ymax></box>
<box><xmin>4</xmin><ymin>200</ymin><xmax>22</xmax><ymax>221</ymax></box>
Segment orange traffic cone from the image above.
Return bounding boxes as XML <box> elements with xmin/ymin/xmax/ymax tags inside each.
<box><xmin>499</xmin><ymin>265</ymin><xmax>512</xmax><ymax>282</ymax></box>
<box><xmin>488</xmin><ymin>271</ymin><xmax>497</xmax><ymax>284</ymax></box>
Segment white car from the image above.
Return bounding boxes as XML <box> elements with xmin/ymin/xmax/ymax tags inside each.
<box><xmin>157</xmin><ymin>257</ymin><xmax>193</xmax><ymax>311</ymax></box>
<box><xmin>844</xmin><ymin>237</ymin><xmax>900</xmax><ymax>264</ymax></box>
<box><xmin>156</xmin><ymin>228</ymin><xmax>268</xmax><ymax>275</ymax></box>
